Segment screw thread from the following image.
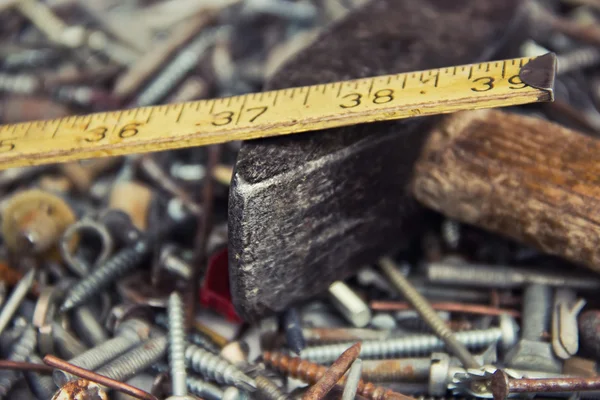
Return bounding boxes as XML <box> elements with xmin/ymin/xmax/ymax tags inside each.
<box><xmin>156</xmin><ymin>313</ymin><xmax>221</xmax><ymax>354</ymax></box>
<box><xmin>0</xmin><ymin>326</ymin><xmax>36</xmax><ymax>396</ymax></box>
<box><xmin>521</xmin><ymin>284</ymin><xmax>551</xmax><ymax>341</ymax></box>
<box><xmin>72</xmin><ymin>306</ymin><xmax>109</xmax><ymax>346</ymax></box>
<box><xmin>25</xmin><ymin>354</ymin><xmax>57</xmax><ymax>400</ymax></box>
<box><xmin>186</xmin><ymin>376</ymin><xmax>224</xmax><ymax>400</ymax></box>
<box><xmin>300</xmin><ymin>328</ymin><xmax>501</xmax><ymax>364</ymax></box>
<box><xmin>185</xmin><ymin>344</ymin><xmax>256</xmax><ymax>391</ymax></box>
<box><xmin>95</xmin><ymin>335</ymin><xmax>167</xmax><ymax>383</ymax></box>
<box><xmin>558</xmin><ymin>47</ymin><xmax>600</xmax><ymax>75</ymax></box>
<box><xmin>60</xmin><ymin>240</ymin><xmax>150</xmax><ymax>312</ymax></box>
<box><xmin>262</xmin><ymin>351</ymin><xmax>413</xmax><ymax>400</ymax></box>
<box><xmin>53</xmin><ymin>319</ymin><xmax>148</xmax><ymax>386</ymax></box>
<box><xmin>168</xmin><ymin>292</ymin><xmax>188</xmax><ymax>396</ymax></box>
<box><xmin>255</xmin><ymin>375</ymin><xmax>288</xmax><ymax>400</ymax></box>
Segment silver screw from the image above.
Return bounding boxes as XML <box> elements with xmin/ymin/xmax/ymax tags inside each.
<box><xmin>342</xmin><ymin>359</ymin><xmax>362</xmax><ymax>400</ymax></box>
<box><xmin>185</xmin><ymin>344</ymin><xmax>256</xmax><ymax>392</ymax></box>
<box><xmin>186</xmin><ymin>376</ymin><xmax>224</xmax><ymax>400</ymax></box>
<box><xmin>25</xmin><ymin>353</ymin><xmax>57</xmax><ymax>400</ymax></box>
<box><xmin>0</xmin><ymin>73</ymin><xmax>40</xmax><ymax>95</ymax></box>
<box><xmin>95</xmin><ymin>335</ymin><xmax>168</xmax><ymax>384</ymax></box>
<box><xmin>167</xmin><ymin>292</ymin><xmax>190</xmax><ymax>399</ymax></box>
<box><xmin>557</xmin><ymin>46</ymin><xmax>600</xmax><ymax>75</ymax></box>
<box><xmin>51</xmin><ymin>321</ymin><xmax>89</xmax><ymax>359</ymax></box>
<box><xmin>255</xmin><ymin>375</ymin><xmax>287</xmax><ymax>400</ymax></box>
<box><xmin>425</xmin><ymin>260</ymin><xmax>600</xmax><ymax>290</ymax></box>
<box><xmin>53</xmin><ymin>318</ymin><xmax>151</xmax><ymax>386</ymax></box>
<box><xmin>159</xmin><ymin>246</ymin><xmax>192</xmax><ymax>281</ymax></box>
<box><xmin>60</xmin><ymin>239</ymin><xmax>151</xmax><ymax>313</ymax></box>
<box><xmin>133</xmin><ymin>27</ymin><xmax>225</xmax><ymax>107</ymax></box>
<box><xmin>328</xmin><ymin>281</ymin><xmax>371</xmax><ymax>328</ymax></box>
<box><xmin>0</xmin><ymin>325</ymin><xmax>36</xmax><ymax>397</ymax></box>
<box><xmin>299</xmin><ymin>326</ymin><xmax>512</xmax><ymax>364</ymax></box>
<box><xmin>379</xmin><ymin>257</ymin><xmax>480</xmax><ymax>369</ymax></box>
<box><xmin>0</xmin><ymin>269</ymin><xmax>35</xmax><ymax>336</ymax></box>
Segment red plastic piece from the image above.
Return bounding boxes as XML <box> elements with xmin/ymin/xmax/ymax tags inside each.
<box><xmin>200</xmin><ymin>248</ymin><xmax>243</xmax><ymax>323</ymax></box>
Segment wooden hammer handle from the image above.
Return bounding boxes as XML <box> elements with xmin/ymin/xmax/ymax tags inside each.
<box><xmin>412</xmin><ymin>109</ymin><xmax>600</xmax><ymax>272</ymax></box>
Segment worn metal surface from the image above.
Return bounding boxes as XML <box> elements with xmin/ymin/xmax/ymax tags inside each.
<box><xmin>229</xmin><ymin>0</ymin><xmax>527</xmax><ymax>321</ymax></box>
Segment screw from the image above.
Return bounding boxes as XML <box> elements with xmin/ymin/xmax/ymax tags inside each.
<box><xmin>328</xmin><ymin>281</ymin><xmax>371</xmax><ymax>328</ymax></box>
<box><xmin>263</xmin><ymin>351</ymin><xmax>413</xmax><ymax>400</ymax></box>
<box><xmin>304</xmin><ymin>342</ymin><xmax>361</xmax><ymax>400</ymax></box>
<box><xmin>185</xmin><ymin>344</ymin><xmax>256</xmax><ymax>392</ymax></box>
<box><xmin>241</xmin><ymin>0</ymin><xmax>317</xmax><ymax>23</ymax></box>
<box><xmin>0</xmin><ymin>325</ymin><xmax>36</xmax><ymax>397</ymax></box>
<box><xmin>24</xmin><ymin>354</ymin><xmax>57</xmax><ymax>400</ymax></box>
<box><xmin>51</xmin><ymin>321</ymin><xmax>89</xmax><ymax>360</ymax></box>
<box><xmin>342</xmin><ymin>358</ymin><xmax>363</xmax><ymax>400</ymax></box>
<box><xmin>71</xmin><ymin>305</ymin><xmax>109</xmax><ymax>347</ymax></box>
<box><xmin>154</xmin><ymin>245</ymin><xmax>193</xmax><ymax>285</ymax></box>
<box><xmin>379</xmin><ymin>257</ymin><xmax>480</xmax><ymax>369</ymax></box>
<box><xmin>0</xmin><ymin>73</ymin><xmax>40</xmax><ymax>95</ymax></box>
<box><xmin>557</xmin><ymin>46</ymin><xmax>600</xmax><ymax>75</ymax></box>
<box><xmin>425</xmin><ymin>260</ymin><xmax>600</xmax><ymax>290</ymax></box>
<box><xmin>95</xmin><ymin>335</ymin><xmax>168</xmax><ymax>384</ymax></box>
<box><xmin>59</xmin><ymin>239</ymin><xmax>151</xmax><ymax>313</ymax></box>
<box><xmin>255</xmin><ymin>375</ymin><xmax>287</xmax><ymax>400</ymax></box>
<box><xmin>360</xmin><ymin>358</ymin><xmax>431</xmax><ymax>382</ymax></box>
<box><xmin>282</xmin><ymin>307</ymin><xmax>305</xmax><ymax>355</ymax></box>
<box><xmin>0</xmin><ymin>269</ymin><xmax>35</xmax><ymax>336</ymax></box>
<box><xmin>186</xmin><ymin>376</ymin><xmax>224</xmax><ymax>400</ymax></box>
<box><xmin>167</xmin><ymin>292</ymin><xmax>191</xmax><ymax>399</ymax></box>
<box><xmin>132</xmin><ymin>27</ymin><xmax>225</xmax><ymax>107</ymax></box>
<box><xmin>490</xmin><ymin>369</ymin><xmax>600</xmax><ymax>400</ymax></box>
<box><xmin>300</xmin><ymin>325</ymin><xmax>513</xmax><ymax>364</ymax></box>
<box><xmin>53</xmin><ymin>318</ymin><xmax>151</xmax><ymax>386</ymax></box>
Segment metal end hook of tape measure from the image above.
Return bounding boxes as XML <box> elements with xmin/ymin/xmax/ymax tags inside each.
<box><xmin>520</xmin><ymin>52</ymin><xmax>556</xmax><ymax>101</ymax></box>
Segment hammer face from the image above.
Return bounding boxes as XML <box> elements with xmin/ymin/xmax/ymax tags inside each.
<box><xmin>229</xmin><ymin>0</ymin><xmax>526</xmax><ymax>322</ymax></box>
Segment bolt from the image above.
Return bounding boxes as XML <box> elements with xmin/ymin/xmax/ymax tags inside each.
<box><xmin>25</xmin><ymin>354</ymin><xmax>57</xmax><ymax>400</ymax></box>
<box><xmin>0</xmin><ymin>269</ymin><xmax>35</xmax><ymax>336</ymax></box>
<box><xmin>342</xmin><ymin>358</ymin><xmax>363</xmax><ymax>400</ymax></box>
<box><xmin>95</xmin><ymin>335</ymin><xmax>168</xmax><ymax>384</ymax></box>
<box><xmin>556</xmin><ymin>46</ymin><xmax>600</xmax><ymax>75</ymax></box>
<box><xmin>132</xmin><ymin>27</ymin><xmax>225</xmax><ymax>107</ymax></box>
<box><xmin>59</xmin><ymin>239</ymin><xmax>151</xmax><ymax>313</ymax></box>
<box><xmin>282</xmin><ymin>307</ymin><xmax>305</xmax><ymax>355</ymax></box>
<box><xmin>186</xmin><ymin>376</ymin><xmax>224</xmax><ymax>400</ymax></box>
<box><xmin>0</xmin><ymin>325</ymin><xmax>36</xmax><ymax>397</ymax></box>
<box><xmin>185</xmin><ymin>344</ymin><xmax>256</xmax><ymax>392</ymax></box>
<box><xmin>328</xmin><ymin>281</ymin><xmax>371</xmax><ymax>328</ymax></box>
<box><xmin>263</xmin><ymin>351</ymin><xmax>413</xmax><ymax>400</ymax></box>
<box><xmin>304</xmin><ymin>342</ymin><xmax>361</xmax><ymax>400</ymax></box>
<box><xmin>53</xmin><ymin>318</ymin><xmax>151</xmax><ymax>386</ymax></box>
<box><xmin>505</xmin><ymin>284</ymin><xmax>561</xmax><ymax>373</ymax></box>
<box><xmin>490</xmin><ymin>369</ymin><xmax>600</xmax><ymax>400</ymax></box>
<box><xmin>255</xmin><ymin>375</ymin><xmax>287</xmax><ymax>400</ymax></box>
<box><xmin>425</xmin><ymin>260</ymin><xmax>600</xmax><ymax>290</ymax></box>
<box><xmin>167</xmin><ymin>292</ymin><xmax>191</xmax><ymax>399</ymax></box>
<box><xmin>379</xmin><ymin>257</ymin><xmax>480</xmax><ymax>369</ymax></box>
<box><xmin>299</xmin><ymin>320</ymin><xmax>516</xmax><ymax>364</ymax></box>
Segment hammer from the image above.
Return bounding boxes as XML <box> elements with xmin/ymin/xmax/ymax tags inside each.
<box><xmin>228</xmin><ymin>0</ymin><xmax>580</xmax><ymax>321</ymax></box>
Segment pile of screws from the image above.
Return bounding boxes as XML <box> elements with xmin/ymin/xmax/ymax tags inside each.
<box><xmin>1</xmin><ymin>0</ymin><xmax>600</xmax><ymax>400</ymax></box>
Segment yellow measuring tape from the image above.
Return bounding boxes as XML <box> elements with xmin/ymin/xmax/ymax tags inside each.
<box><xmin>0</xmin><ymin>54</ymin><xmax>555</xmax><ymax>170</ymax></box>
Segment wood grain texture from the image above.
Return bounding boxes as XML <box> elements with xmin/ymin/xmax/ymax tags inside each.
<box><xmin>412</xmin><ymin>109</ymin><xmax>600</xmax><ymax>273</ymax></box>
<box><xmin>228</xmin><ymin>0</ymin><xmax>527</xmax><ymax>321</ymax></box>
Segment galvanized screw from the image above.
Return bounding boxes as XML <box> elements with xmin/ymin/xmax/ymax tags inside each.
<box><xmin>557</xmin><ymin>46</ymin><xmax>600</xmax><ymax>75</ymax></box>
<box><xmin>186</xmin><ymin>376</ymin><xmax>225</xmax><ymax>400</ymax></box>
<box><xmin>60</xmin><ymin>239</ymin><xmax>151</xmax><ymax>313</ymax></box>
<box><xmin>255</xmin><ymin>374</ymin><xmax>287</xmax><ymax>400</ymax></box>
<box><xmin>0</xmin><ymin>325</ymin><xmax>37</xmax><ymax>397</ymax></box>
<box><xmin>53</xmin><ymin>318</ymin><xmax>151</xmax><ymax>386</ymax></box>
<box><xmin>95</xmin><ymin>335</ymin><xmax>168</xmax><ymax>384</ymax></box>
<box><xmin>379</xmin><ymin>257</ymin><xmax>480</xmax><ymax>369</ymax></box>
<box><xmin>185</xmin><ymin>344</ymin><xmax>256</xmax><ymax>392</ymax></box>
<box><xmin>71</xmin><ymin>305</ymin><xmax>109</xmax><ymax>347</ymax></box>
<box><xmin>167</xmin><ymin>291</ymin><xmax>192</xmax><ymax>399</ymax></box>
<box><xmin>0</xmin><ymin>269</ymin><xmax>35</xmax><ymax>336</ymax></box>
<box><xmin>51</xmin><ymin>321</ymin><xmax>89</xmax><ymax>359</ymax></box>
<box><xmin>25</xmin><ymin>353</ymin><xmax>57</xmax><ymax>400</ymax></box>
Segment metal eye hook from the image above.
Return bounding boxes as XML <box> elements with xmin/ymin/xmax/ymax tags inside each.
<box><xmin>59</xmin><ymin>216</ymin><xmax>114</xmax><ymax>278</ymax></box>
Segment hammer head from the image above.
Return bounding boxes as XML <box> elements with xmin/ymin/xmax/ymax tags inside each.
<box><xmin>228</xmin><ymin>0</ymin><xmax>528</xmax><ymax>322</ymax></box>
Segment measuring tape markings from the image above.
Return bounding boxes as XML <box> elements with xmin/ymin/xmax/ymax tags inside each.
<box><xmin>0</xmin><ymin>56</ymin><xmax>550</xmax><ymax>169</ymax></box>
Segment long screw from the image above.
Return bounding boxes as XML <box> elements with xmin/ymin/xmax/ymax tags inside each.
<box><xmin>255</xmin><ymin>375</ymin><xmax>287</xmax><ymax>400</ymax></box>
<box><xmin>167</xmin><ymin>292</ymin><xmax>189</xmax><ymax>398</ymax></box>
<box><xmin>185</xmin><ymin>344</ymin><xmax>256</xmax><ymax>392</ymax></box>
<box><xmin>0</xmin><ymin>325</ymin><xmax>37</xmax><ymax>397</ymax></box>
<box><xmin>53</xmin><ymin>318</ymin><xmax>151</xmax><ymax>386</ymax></box>
<box><xmin>491</xmin><ymin>369</ymin><xmax>600</xmax><ymax>400</ymax></box>
<box><xmin>60</xmin><ymin>239</ymin><xmax>151</xmax><ymax>312</ymax></box>
<box><xmin>263</xmin><ymin>351</ymin><xmax>414</xmax><ymax>400</ymax></box>
<box><xmin>379</xmin><ymin>257</ymin><xmax>480</xmax><ymax>369</ymax></box>
<box><xmin>186</xmin><ymin>376</ymin><xmax>224</xmax><ymax>400</ymax></box>
<box><xmin>0</xmin><ymin>269</ymin><xmax>35</xmax><ymax>336</ymax></box>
